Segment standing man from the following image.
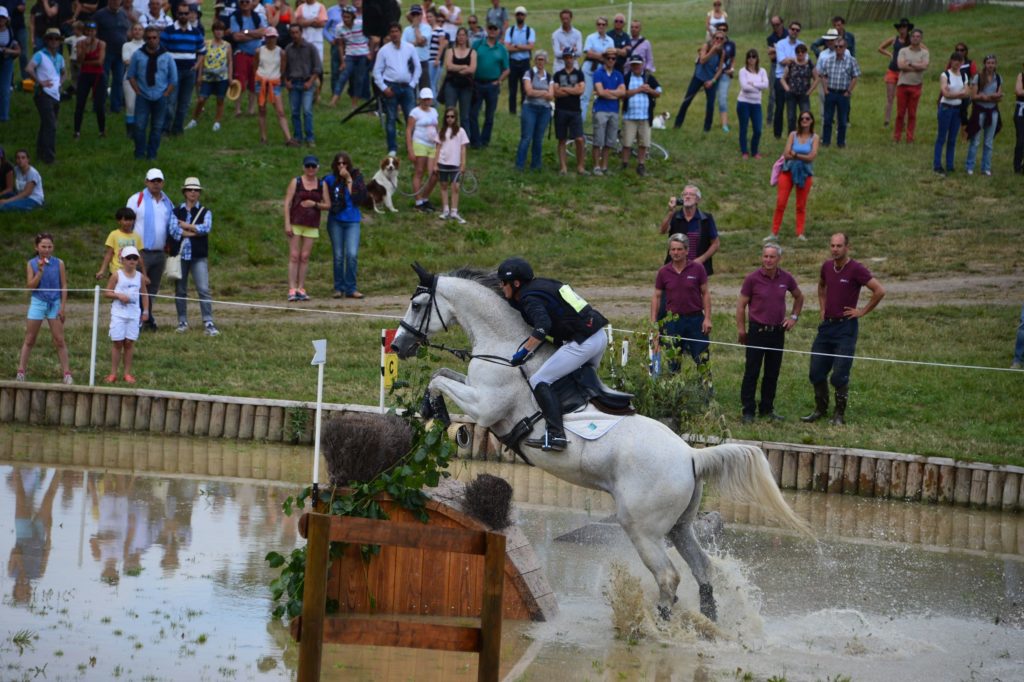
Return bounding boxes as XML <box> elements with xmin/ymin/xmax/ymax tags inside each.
<box><xmin>468</xmin><ymin>20</ymin><xmax>508</xmax><ymax>149</ymax></box>
<box><xmin>624</xmin><ymin>18</ymin><xmax>653</xmax><ymax>73</ymax></box>
<box><xmin>810</xmin><ymin>28</ymin><xmax>837</xmax><ymax>119</ymax></box>
<box><xmin>607</xmin><ymin>13</ymin><xmax>628</xmax><ymax>72</ymax></box>
<box><xmin>93</xmin><ymin>0</ymin><xmax>131</xmax><ymax>114</ymax></box>
<box><xmin>503</xmin><ymin>5</ymin><xmax>532</xmax><ymax>114</ymax></box>
<box><xmin>651</xmin><ymin>234</ymin><xmax>712</xmax><ymax>371</ymax></box>
<box><xmin>402</xmin><ymin>4</ymin><xmax>430</xmax><ymax>89</ymax></box>
<box><xmin>552</xmin><ymin>47</ymin><xmax>585</xmax><ymax>175</ymax></box>
<box><xmin>590</xmin><ymin>48</ymin><xmax>622</xmax><ymax>175</ymax></box>
<box><xmin>25</xmin><ymin>28</ymin><xmax>65</xmax><ymax>165</ymax></box>
<box><xmin>160</xmin><ymin>3</ymin><xmax>205</xmax><ymax>135</ymax></box>
<box><xmin>716</xmin><ymin>22</ymin><xmax>736</xmax><ymax>132</ymax></box>
<box><xmin>127</xmin><ymin>25</ymin><xmax>176</xmax><ymax>159</ymax></box>
<box><xmin>372</xmin><ymin>22</ymin><xmax>419</xmax><ymax>156</ymax></box>
<box><xmin>285</xmin><ymin>23</ymin><xmax>321</xmax><ymax>147</ymax></box>
<box><xmin>802</xmin><ymin>233</ymin><xmax>885</xmax><ymax>425</ymax></box>
<box><xmin>894</xmin><ymin>28</ymin><xmax>928</xmax><ymax>143</ymax></box>
<box><xmin>816</xmin><ymin>38</ymin><xmax>859</xmax><ymax>148</ymax></box>
<box><xmin>579</xmin><ymin>15</ymin><xmax>612</xmax><ymax>122</ymax></box>
<box><xmin>293</xmin><ymin>0</ymin><xmax>327</xmax><ymax>72</ymax></box>
<box><xmin>736</xmin><ymin>243</ymin><xmax>804</xmax><ymax>423</ymax></box>
<box><xmin>485</xmin><ymin>0</ymin><xmax>506</xmax><ymax>34</ymax></box>
<box><xmin>765</xmin><ymin>15</ymin><xmax>785</xmax><ymax>125</ymax></box>
<box><xmin>620</xmin><ymin>53</ymin><xmax>660</xmax><ymax>176</ymax></box>
<box><xmin>324</xmin><ymin>0</ymin><xmax>345</xmax><ymax>98</ymax></box>
<box><xmin>229</xmin><ymin>0</ymin><xmax>265</xmax><ymax>117</ymax></box>
<box><xmin>329</xmin><ymin>5</ymin><xmax>369</xmax><ymax>108</ymax></box>
<box><xmin>127</xmin><ymin>168</ymin><xmax>176</xmax><ymax>332</ymax></box>
<box><xmin>550</xmin><ymin>8</ymin><xmax>580</xmax><ymax>73</ymax></box>
<box><xmin>831</xmin><ymin>16</ymin><xmax>855</xmax><ymax>56</ymax></box>
<box><xmin>772</xmin><ymin>20</ymin><xmax>802</xmax><ymax>139</ymax></box>
<box><xmin>658</xmin><ymin>184</ymin><xmax>719</xmax><ymax>276</ymax></box>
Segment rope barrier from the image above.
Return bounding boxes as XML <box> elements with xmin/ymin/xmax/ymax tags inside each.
<box><xmin>2</xmin><ymin>287</ymin><xmax>1019</xmax><ymax>373</ymax></box>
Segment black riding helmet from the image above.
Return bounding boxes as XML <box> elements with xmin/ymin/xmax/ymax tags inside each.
<box><xmin>497</xmin><ymin>257</ymin><xmax>534</xmax><ymax>286</ymax></box>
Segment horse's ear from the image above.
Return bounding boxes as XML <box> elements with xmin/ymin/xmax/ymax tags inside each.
<box><xmin>411</xmin><ymin>262</ymin><xmax>433</xmax><ymax>287</ymax></box>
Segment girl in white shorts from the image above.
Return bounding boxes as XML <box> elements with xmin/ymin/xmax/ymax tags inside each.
<box><xmin>104</xmin><ymin>245</ymin><xmax>148</xmax><ymax>384</ymax></box>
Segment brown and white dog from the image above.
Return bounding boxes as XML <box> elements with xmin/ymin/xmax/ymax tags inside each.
<box><xmin>651</xmin><ymin>112</ymin><xmax>670</xmax><ymax>130</ymax></box>
<box><xmin>363</xmin><ymin>156</ymin><xmax>400</xmax><ymax>213</ymax></box>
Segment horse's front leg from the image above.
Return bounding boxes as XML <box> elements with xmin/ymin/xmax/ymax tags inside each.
<box><xmin>428</xmin><ymin>374</ymin><xmax>485</xmax><ymax>423</ymax></box>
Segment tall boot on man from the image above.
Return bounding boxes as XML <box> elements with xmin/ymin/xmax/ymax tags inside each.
<box><xmin>830</xmin><ymin>385</ymin><xmax>848</xmax><ymax>425</ymax></box>
<box><xmin>801</xmin><ymin>381</ymin><xmax>829</xmax><ymax>422</ymax></box>
<box><xmin>524</xmin><ymin>382</ymin><xmax>568</xmax><ymax>452</ymax></box>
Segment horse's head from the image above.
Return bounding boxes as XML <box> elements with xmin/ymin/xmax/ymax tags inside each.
<box><xmin>392</xmin><ymin>262</ymin><xmax>452</xmax><ymax>359</ymax></box>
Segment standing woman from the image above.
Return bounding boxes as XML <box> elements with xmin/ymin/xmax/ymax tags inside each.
<box><xmin>673</xmin><ymin>31</ymin><xmax>723</xmax><ymax>131</ymax></box>
<box><xmin>283</xmin><ymin>155</ymin><xmax>329</xmax><ymax>302</ymax></box>
<box><xmin>170</xmin><ymin>177</ymin><xmax>219</xmax><ymax>336</ymax></box>
<box><xmin>781</xmin><ymin>43</ymin><xmax>813</xmax><ymax>134</ymax></box>
<box><xmin>426</xmin><ymin>7</ymin><xmax>447</xmax><ymax>98</ymax></box>
<box><xmin>769</xmin><ymin>111</ymin><xmax>818</xmax><ymax>241</ymax></box>
<box><xmin>407</xmin><ymin>87</ymin><xmax>440</xmax><ymax>211</ymax></box>
<box><xmin>515</xmin><ymin>50</ymin><xmax>552</xmax><ymax>171</ymax></box>
<box><xmin>704</xmin><ymin>0</ymin><xmax>726</xmax><ymax>41</ymax></box>
<box><xmin>0</xmin><ymin>7</ymin><xmax>23</xmax><ymax>123</ymax></box>
<box><xmin>878</xmin><ymin>18</ymin><xmax>913</xmax><ymax>127</ymax></box>
<box><xmin>73</xmin><ymin>21</ymin><xmax>106</xmax><ymax>138</ymax></box>
<box><xmin>442</xmin><ymin>27</ymin><xmax>475</xmax><ymax>133</ymax></box>
<box><xmin>0</xmin><ymin>149</ymin><xmax>45</xmax><ymax>212</ymax></box>
<box><xmin>255</xmin><ymin>27</ymin><xmax>294</xmax><ymax>145</ymax></box>
<box><xmin>1014</xmin><ymin>61</ymin><xmax>1024</xmax><ymax>174</ymax></box>
<box><xmin>736</xmin><ymin>48</ymin><xmax>767</xmax><ymax>159</ymax></box>
<box><xmin>933</xmin><ymin>51</ymin><xmax>969</xmax><ymax>175</ymax></box>
<box><xmin>965</xmin><ymin>54</ymin><xmax>1002</xmax><ymax>176</ymax></box>
<box><xmin>16</xmin><ymin>232</ymin><xmax>72</xmax><ymax>384</ymax></box>
<box><xmin>324</xmin><ymin>152</ymin><xmax>367</xmax><ymax>299</ymax></box>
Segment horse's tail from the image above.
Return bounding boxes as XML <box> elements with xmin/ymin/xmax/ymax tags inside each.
<box><xmin>692</xmin><ymin>443</ymin><xmax>814</xmax><ymax>540</ymax></box>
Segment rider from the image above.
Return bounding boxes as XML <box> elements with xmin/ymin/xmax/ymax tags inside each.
<box><xmin>498</xmin><ymin>257</ymin><xmax>609</xmax><ymax>452</ymax></box>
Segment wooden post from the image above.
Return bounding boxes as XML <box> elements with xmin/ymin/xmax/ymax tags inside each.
<box><xmin>780</xmin><ymin>451</ymin><xmax>797</xmax><ymax>489</ymax></box>
<box><xmin>796</xmin><ymin>452</ymin><xmax>813</xmax><ymax>490</ymax></box>
<box><xmin>1003</xmin><ymin>473</ymin><xmax>1020</xmax><ymax>512</ymax></box>
<box><xmin>135</xmin><ymin>396</ymin><xmax>151</xmax><ymax>431</ymax></box>
<box><xmin>46</xmin><ymin>391</ymin><xmax>62</xmax><ymax>424</ymax></box>
<box><xmin>938</xmin><ymin>465</ymin><xmax>956</xmax><ymax>504</ymax></box>
<box><xmin>812</xmin><ymin>452</ymin><xmax>829</xmax><ymax>492</ymax></box>
<box><xmin>873</xmin><ymin>459</ymin><xmax>891</xmax><ymax>499</ymax></box>
<box><xmin>195</xmin><ymin>401</ymin><xmax>212</xmax><ymax>437</ymax></box>
<box><xmin>29</xmin><ymin>389</ymin><xmax>46</xmax><ymax>424</ymax></box>
<box><xmin>767</xmin><ymin>449</ymin><xmax>783</xmax><ymax>485</ymax></box>
<box><xmin>922</xmin><ymin>463</ymin><xmax>939</xmax><ymax>503</ymax></box>
<box><xmin>953</xmin><ymin>467</ymin><xmax>972</xmax><ymax>506</ymax></box>
<box><xmin>209</xmin><ymin>402</ymin><xmax>227</xmax><ymax>438</ymax></box>
<box><xmin>986</xmin><ymin>471</ymin><xmax>1004</xmax><ymax>510</ymax></box>
<box><xmin>478</xmin><ymin>531</ymin><xmax>506</xmax><ymax>682</ymax></box>
<box><xmin>969</xmin><ymin>469</ymin><xmax>988</xmax><ymax>508</ymax></box>
<box><xmin>827</xmin><ymin>453</ymin><xmax>844</xmax><ymax>494</ymax></box>
<box><xmin>149</xmin><ymin>397</ymin><xmax>166</xmax><ymax>433</ymax></box>
<box><xmin>297</xmin><ymin>513</ymin><xmax>331</xmax><ymax>682</ymax></box>
<box><xmin>74</xmin><ymin>393</ymin><xmax>90</xmax><ymax>427</ymax></box>
<box><xmin>842</xmin><ymin>454</ymin><xmax>859</xmax><ymax>494</ymax></box>
<box><xmin>906</xmin><ymin>462</ymin><xmax>924</xmax><ymax>501</ymax></box>
<box><xmin>890</xmin><ymin>460</ymin><xmax>907</xmax><ymax>499</ymax></box>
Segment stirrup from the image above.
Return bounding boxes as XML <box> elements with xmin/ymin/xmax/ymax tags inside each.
<box><xmin>524</xmin><ymin>431</ymin><xmax>567</xmax><ymax>452</ymax></box>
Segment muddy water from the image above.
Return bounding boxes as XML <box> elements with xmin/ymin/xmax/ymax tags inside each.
<box><xmin>1</xmin><ymin>430</ymin><xmax>1022</xmax><ymax>681</ymax></box>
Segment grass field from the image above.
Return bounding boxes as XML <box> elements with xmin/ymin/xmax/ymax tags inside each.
<box><xmin>1</xmin><ymin>2</ymin><xmax>1022</xmax><ymax>464</ymax></box>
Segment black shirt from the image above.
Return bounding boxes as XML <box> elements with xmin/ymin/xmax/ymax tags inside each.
<box><xmin>553</xmin><ymin>67</ymin><xmax>582</xmax><ymax>112</ymax></box>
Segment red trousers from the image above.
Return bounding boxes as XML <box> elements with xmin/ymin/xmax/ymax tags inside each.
<box><xmin>772</xmin><ymin>172</ymin><xmax>812</xmax><ymax>236</ymax></box>
<box><xmin>894</xmin><ymin>84</ymin><xmax>922</xmax><ymax>142</ymax></box>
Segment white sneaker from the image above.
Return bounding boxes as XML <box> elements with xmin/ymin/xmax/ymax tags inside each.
<box><xmin>438</xmin><ymin>209</ymin><xmax>450</xmax><ymax>220</ymax></box>
<box><xmin>204</xmin><ymin>322</ymin><xmax>220</xmax><ymax>337</ymax></box>
<box><xmin>966</xmin><ymin>169</ymin><xmax>974</xmax><ymax>175</ymax></box>
<box><xmin>797</xmin><ymin>234</ymin><xmax>807</xmax><ymax>241</ymax></box>
<box><xmin>982</xmin><ymin>170</ymin><xmax>991</xmax><ymax>176</ymax></box>
<box><xmin>450</xmin><ymin>211</ymin><xmax>467</xmax><ymax>224</ymax></box>
<box><xmin>175</xmin><ymin>321</ymin><xmax>189</xmax><ymax>333</ymax></box>
<box><xmin>185</xmin><ymin>119</ymin><xmax>198</xmax><ymax>130</ymax></box>
<box><xmin>212</xmin><ymin>121</ymin><xmax>221</xmax><ymax>132</ymax></box>
<box><xmin>63</xmin><ymin>373</ymin><xmax>74</xmax><ymax>385</ymax></box>
<box><xmin>763</xmin><ymin>234</ymin><xmax>777</xmax><ymax>242</ymax></box>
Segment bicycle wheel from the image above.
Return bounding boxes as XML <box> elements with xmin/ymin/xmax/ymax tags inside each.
<box><xmin>457</xmin><ymin>170</ymin><xmax>479</xmax><ymax>195</ymax></box>
<box><xmin>648</xmin><ymin>140</ymin><xmax>670</xmax><ymax>162</ymax></box>
<box><xmin>566</xmin><ymin>133</ymin><xmax>594</xmax><ymax>159</ymax></box>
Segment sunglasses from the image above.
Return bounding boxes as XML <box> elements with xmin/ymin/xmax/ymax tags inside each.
<box><xmin>304</xmin><ymin>163</ymin><xmax>319</xmax><ymax>168</ymax></box>
<box><xmin>597</xmin><ymin>22</ymin><xmax>607</xmax><ymax>26</ymax></box>
<box><xmin>185</xmin><ymin>188</ymin><xmax>200</xmax><ymax>192</ymax></box>
<box><xmin>790</xmin><ymin>27</ymin><xmax>801</xmax><ymax>32</ymax></box>
<box><xmin>123</xmin><ymin>255</ymin><xmax>139</xmax><ymax>261</ymax></box>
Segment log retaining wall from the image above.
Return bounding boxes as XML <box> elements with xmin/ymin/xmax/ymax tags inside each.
<box><xmin>2</xmin><ymin>380</ymin><xmax>1021</xmax><ymax>512</ymax></box>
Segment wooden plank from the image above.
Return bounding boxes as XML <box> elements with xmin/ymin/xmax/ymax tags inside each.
<box><xmin>796</xmin><ymin>452</ymin><xmax>814</xmax><ymax>490</ymax></box>
<box><xmin>326</xmin><ymin>516</ymin><xmax>488</xmax><ymax>555</ymax></box>
<box><xmin>874</xmin><ymin>458</ymin><xmax>891</xmax><ymax>498</ymax></box>
<box><xmin>321</xmin><ymin>617</ymin><xmax>481</xmax><ymax>652</ymax></box>
<box><xmin>478</xmin><ymin>532</ymin><xmax>505</xmax><ymax>682</ymax></box>
<box><xmin>780</xmin><ymin>451</ymin><xmax>797</xmax><ymax>489</ymax></box>
<box><xmin>391</xmin><ymin>507</ymin><xmax>425</xmax><ymax>615</ymax></box>
<box><xmin>419</xmin><ymin>517</ymin><xmax>453</xmax><ymax>617</ymax></box>
<box><xmin>297</xmin><ymin>512</ymin><xmax>331</xmax><ymax>682</ymax></box>
<box><xmin>367</xmin><ymin>539</ymin><xmax>398</xmax><ymax>615</ymax></box>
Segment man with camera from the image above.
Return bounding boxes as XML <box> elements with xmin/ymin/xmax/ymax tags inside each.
<box><xmin>657</xmin><ymin>183</ymin><xmax>719</xmax><ymax>276</ymax></box>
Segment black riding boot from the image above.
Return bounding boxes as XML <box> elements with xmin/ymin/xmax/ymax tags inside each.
<box><xmin>830</xmin><ymin>385</ymin><xmax>848</xmax><ymax>425</ymax></box>
<box><xmin>800</xmin><ymin>382</ymin><xmax>830</xmax><ymax>422</ymax></box>
<box><xmin>524</xmin><ymin>382</ymin><xmax>568</xmax><ymax>452</ymax></box>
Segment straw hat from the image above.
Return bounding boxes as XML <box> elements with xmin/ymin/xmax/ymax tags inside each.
<box><xmin>227</xmin><ymin>79</ymin><xmax>243</xmax><ymax>101</ymax></box>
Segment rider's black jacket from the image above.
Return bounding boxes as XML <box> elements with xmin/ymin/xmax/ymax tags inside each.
<box><xmin>509</xmin><ymin>278</ymin><xmax>609</xmax><ymax>345</ymax></box>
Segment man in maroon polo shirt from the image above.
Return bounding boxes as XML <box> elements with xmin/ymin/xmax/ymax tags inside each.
<box><xmin>801</xmin><ymin>232</ymin><xmax>885</xmax><ymax>425</ymax></box>
<box><xmin>736</xmin><ymin>243</ymin><xmax>804</xmax><ymax>423</ymax></box>
<box><xmin>651</xmin><ymin>234</ymin><xmax>712</xmax><ymax>372</ymax></box>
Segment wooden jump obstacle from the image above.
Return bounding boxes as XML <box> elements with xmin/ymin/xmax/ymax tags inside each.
<box><xmin>293</xmin><ymin>511</ymin><xmax>506</xmax><ymax>682</ymax></box>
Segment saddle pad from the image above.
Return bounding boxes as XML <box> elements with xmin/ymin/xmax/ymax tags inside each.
<box><xmin>564</xmin><ymin>415</ymin><xmax>625</xmax><ymax>440</ymax></box>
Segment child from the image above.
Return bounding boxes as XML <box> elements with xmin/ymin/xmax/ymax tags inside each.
<box><xmin>434</xmin><ymin>106</ymin><xmax>469</xmax><ymax>223</ymax></box>
<box><xmin>16</xmin><ymin>233</ymin><xmax>72</xmax><ymax>384</ymax></box>
<box><xmin>104</xmin><ymin>245</ymin><xmax>148</xmax><ymax>384</ymax></box>
<box><xmin>188</xmin><ymin>20</ymin><xmax>233</xmax><ymax>132</ymax></box>
<box><xmin>255</xmin><ymin>27</ymin><xmax>295</xmax><ymax>146</ymax></box>
<box><xmin>96</xmin><ymin>207</ymin><xmax>146</xmax><ymax>281</ymax></box>
<box><xmin>63</xmin><ymin>20</ymin><xmax>86</xmax><ymax>97</ymax></box>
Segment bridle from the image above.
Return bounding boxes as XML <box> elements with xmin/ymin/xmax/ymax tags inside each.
<box><xmin>398</xmin><ymin>272</ymin><xmax>515</xmax><ymax>367</ymax></box>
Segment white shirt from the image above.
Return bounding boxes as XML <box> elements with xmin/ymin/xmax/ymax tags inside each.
<box><xmin>409</xmin><ymin>106</ymin><xmax>438</xmax><ymax>146</ymax></box>
<box><xmin>372</xmin><ymin>39</ymin><xmax>421</xmax><ymax>90</ymax></box>
<box><xmin>551</xmin><ymin>26</ymin><xmax>582</xmax><ymax>72</ymax></box>
<box><xmin>774</xmin><ymin>37</ymin><xmax>802</xmax><ymax>77</ymax></box>
<box><xmin>440</xmin><ymin>4</ymin><xmax>461</xmax><ymax>42</ymax></box>
<box><xmin>295</xmin><ymin>2</ymin><xmax>327</xmax><ymax>58</ymax></box>
<box><xmin>126</xmin><ymin>189</ymin><xmax>173</xmax><ymax>250</ymax></box>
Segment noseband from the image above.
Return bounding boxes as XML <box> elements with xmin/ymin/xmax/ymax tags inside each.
<box><xmin>399</xmin><ymin>274</ymin><xmax>449</xmax><ymax>348</ymax></box>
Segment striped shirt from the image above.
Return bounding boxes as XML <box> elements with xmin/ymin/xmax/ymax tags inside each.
<box><xmin>160</xmin><ymin>21</ymin><xmax>206</xmax><ymax>70</ymax></box>
<box><xmin>336</xmin><ymin>19</ymin><xmax>369</xmax><ymax>57</ymax></box>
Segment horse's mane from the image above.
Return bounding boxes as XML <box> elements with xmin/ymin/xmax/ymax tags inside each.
<box><xmin>445</xmin><ymin>267</ymin><xmax>504</xmax><ymax>298</ymax></box>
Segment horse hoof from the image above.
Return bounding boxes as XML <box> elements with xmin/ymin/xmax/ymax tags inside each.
<box><xmin>698</xmin><ymin>583</ymin><xmax>718</xmax><ymax>622</ymax></box>
<box><xmin>657</xmin><ymin>605</ymin><xmax>672</xmax><ymax>621</ymax></box>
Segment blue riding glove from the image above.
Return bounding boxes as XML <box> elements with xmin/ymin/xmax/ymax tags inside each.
<box><xmin>510</xmin><ymin>348</ymin><xmax>530</xmax><ymax>366</ymax></box>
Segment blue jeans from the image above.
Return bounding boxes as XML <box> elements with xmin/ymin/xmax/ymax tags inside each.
<box><xmin>0</xmin><ymin>56</ymin><xmax>13</xmax><ymax>121</ymax></box>
<box><xmin>329</xmin><ymin>43</ymin><xmax>342</xmax><ymax>95</ymax></box>
<box><xmin>382</xmin><ymin>81</ymin><xmax>415</xmax><ymax>153</ymax></box>
<box><xmin>0</xmin><ymin>195</ymin><xmax>43</xmax><ymax>212</ymax></box>
<box><xmin>674</xmin><ymin>74</ymin><xmax>715</xmax><ymax>131</ymax></box>
<box><xmin>662</xmin><ymin>313</ymin><xmax>709</xmax><ymax>369</ymax></box>
<box><xmin>175</xmin><ymin>257</ymin><xmax>213</xmax><ymax>324</ymax></box>
<box><xmin>516</xmin><ymin>102</ymin><xmax>551</xmax><ymax>170</ymax></box>
<box><xmin>965</xmin><ymin>109</ymin><xmax>998</xmax><ymax>173</ymax></box>
<box><xmin>808</xmin><ymin>318</ymin><xmax>859</xmax><ymax>387</ymax></box>
<box><xmin>167</xmin><ymin>69</ymin><xmax>195</xmax><ymax>134</ymax></box>
<box><xmin>822</xmin><ymin>90</ymin><xmax>851</xmax><ymax>146</ymax></box>
<box><xmin>933</xmin><ymin>104</ymin><xmax>960</xmax><ymax>171</ymax></box>
<box><xmin>785</xmin><ymin>91</ymin><xmax>810</xmax><ymax>133</ymax></box>
<box><xmin>736</xmin><ymin>101</ymin><xmax>762</xmax><ymax>155</ymax></box>
<box><xmin>289</xmin><ymin>79</ymin><xmax>315</xmax><ymax>142</ymax></box>
<box><xmin>333</xmin><ymin>54</ymin><xmax>369</xmax><ymax>99</ymax></box>
<box><xmin>716</xmin><ymin>73</ymin><xmax>731</xmax><ymax>113</ymax></box>
<box><xmin>104</xmin><ymin>48</ymin><xmax>125</xmax><ymax>113</ymax></box>
<box><xmin>469</xmin><ymin>80</ymin><xmax>500</xmax><ymax>147</ymax></box>
<box><xmin>327</xmin><ymin>218</ymin><xmax>360</xmax><ymax>295</ymax></box>
<box><xmin>134</xmin><ymin>95</ymin><xmax>167</xmax><ymax>159</ymax></box>
<box><xmin>428</xmin><ymin>62</ymin><xmax>443</xmax><ymax>99</ymax></box>
<box><xmin>581</xmin><ymin>69</ymin><xmax>594</xmax><ymax>123</ymax></box>
<box><xmin>1014</xmin><ymin>305</ymin><xmax>1024</xmax><ymax>365</ymax></box>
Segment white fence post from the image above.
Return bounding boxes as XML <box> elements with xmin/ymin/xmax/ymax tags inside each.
<box><xmin>89</xmin><ymin>285</ymin><xmax>100</xmax><ymax>386</ymax></box>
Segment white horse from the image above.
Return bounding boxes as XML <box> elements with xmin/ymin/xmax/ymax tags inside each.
<box><xmin>391</xmin><ymin>265</ymin><xmax>812</xmax><ymax>620</ymax></box>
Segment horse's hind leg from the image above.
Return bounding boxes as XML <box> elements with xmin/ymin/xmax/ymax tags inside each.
<box><xmin>618</xmin><ymin>511</ymin><xmax>681</xmax><ymax>620</ymax></box>
<box><xmin>668</xmin><ymin>479</ymin><xmax>717</xmax><ymax>621</ymax></box>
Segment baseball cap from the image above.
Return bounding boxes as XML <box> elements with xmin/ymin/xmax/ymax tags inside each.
<box><xmin>0</xmin><ymin>7</ymin><xmax>9</xmax><ymax>19</ymax></box>
<box><xmin>627</xmin><ymin>54</ymin><xmax>644</xmax><ymax>64</ymax></box>
<box><xmin>514</xmin><ymin>6</ymin><xmax>527</xmax><ymax>15</ymax></box>
<box><xmin>264</xmin><ymin>26</ymin><xmax>278</xmax><ymax>37</ymax></box>
<box><xmin>561</xmin><ymin>48</ymin><xmax>575</xmax><ymax>58</ymax></box>
<box><xmin>120</xmin><ymin>245</ymin><xmax>140</xmax><ymax>259</ymax></box>
<box><xmin>408</xmin><ymin>4</ymin><xmax>422</xmax><ymax>14</ymax></box>
<box><xmin>303</xmin><ymin>155</ymin><xmax>319</xmax><ymax>166</ymax></box>
<box><xmin>419</xmin><ymin>87</ymin><xmax>434</xmax><ymax>100</ymax></box>
<box><xmin>145</xmin><ymin>168</ymin><xmax>164</xmax><ymax>181</ymax></box>
<box><xmin>341</xmin><ymin>5</ymin><xmax>356</xmax><ymax>13</ymax></box>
